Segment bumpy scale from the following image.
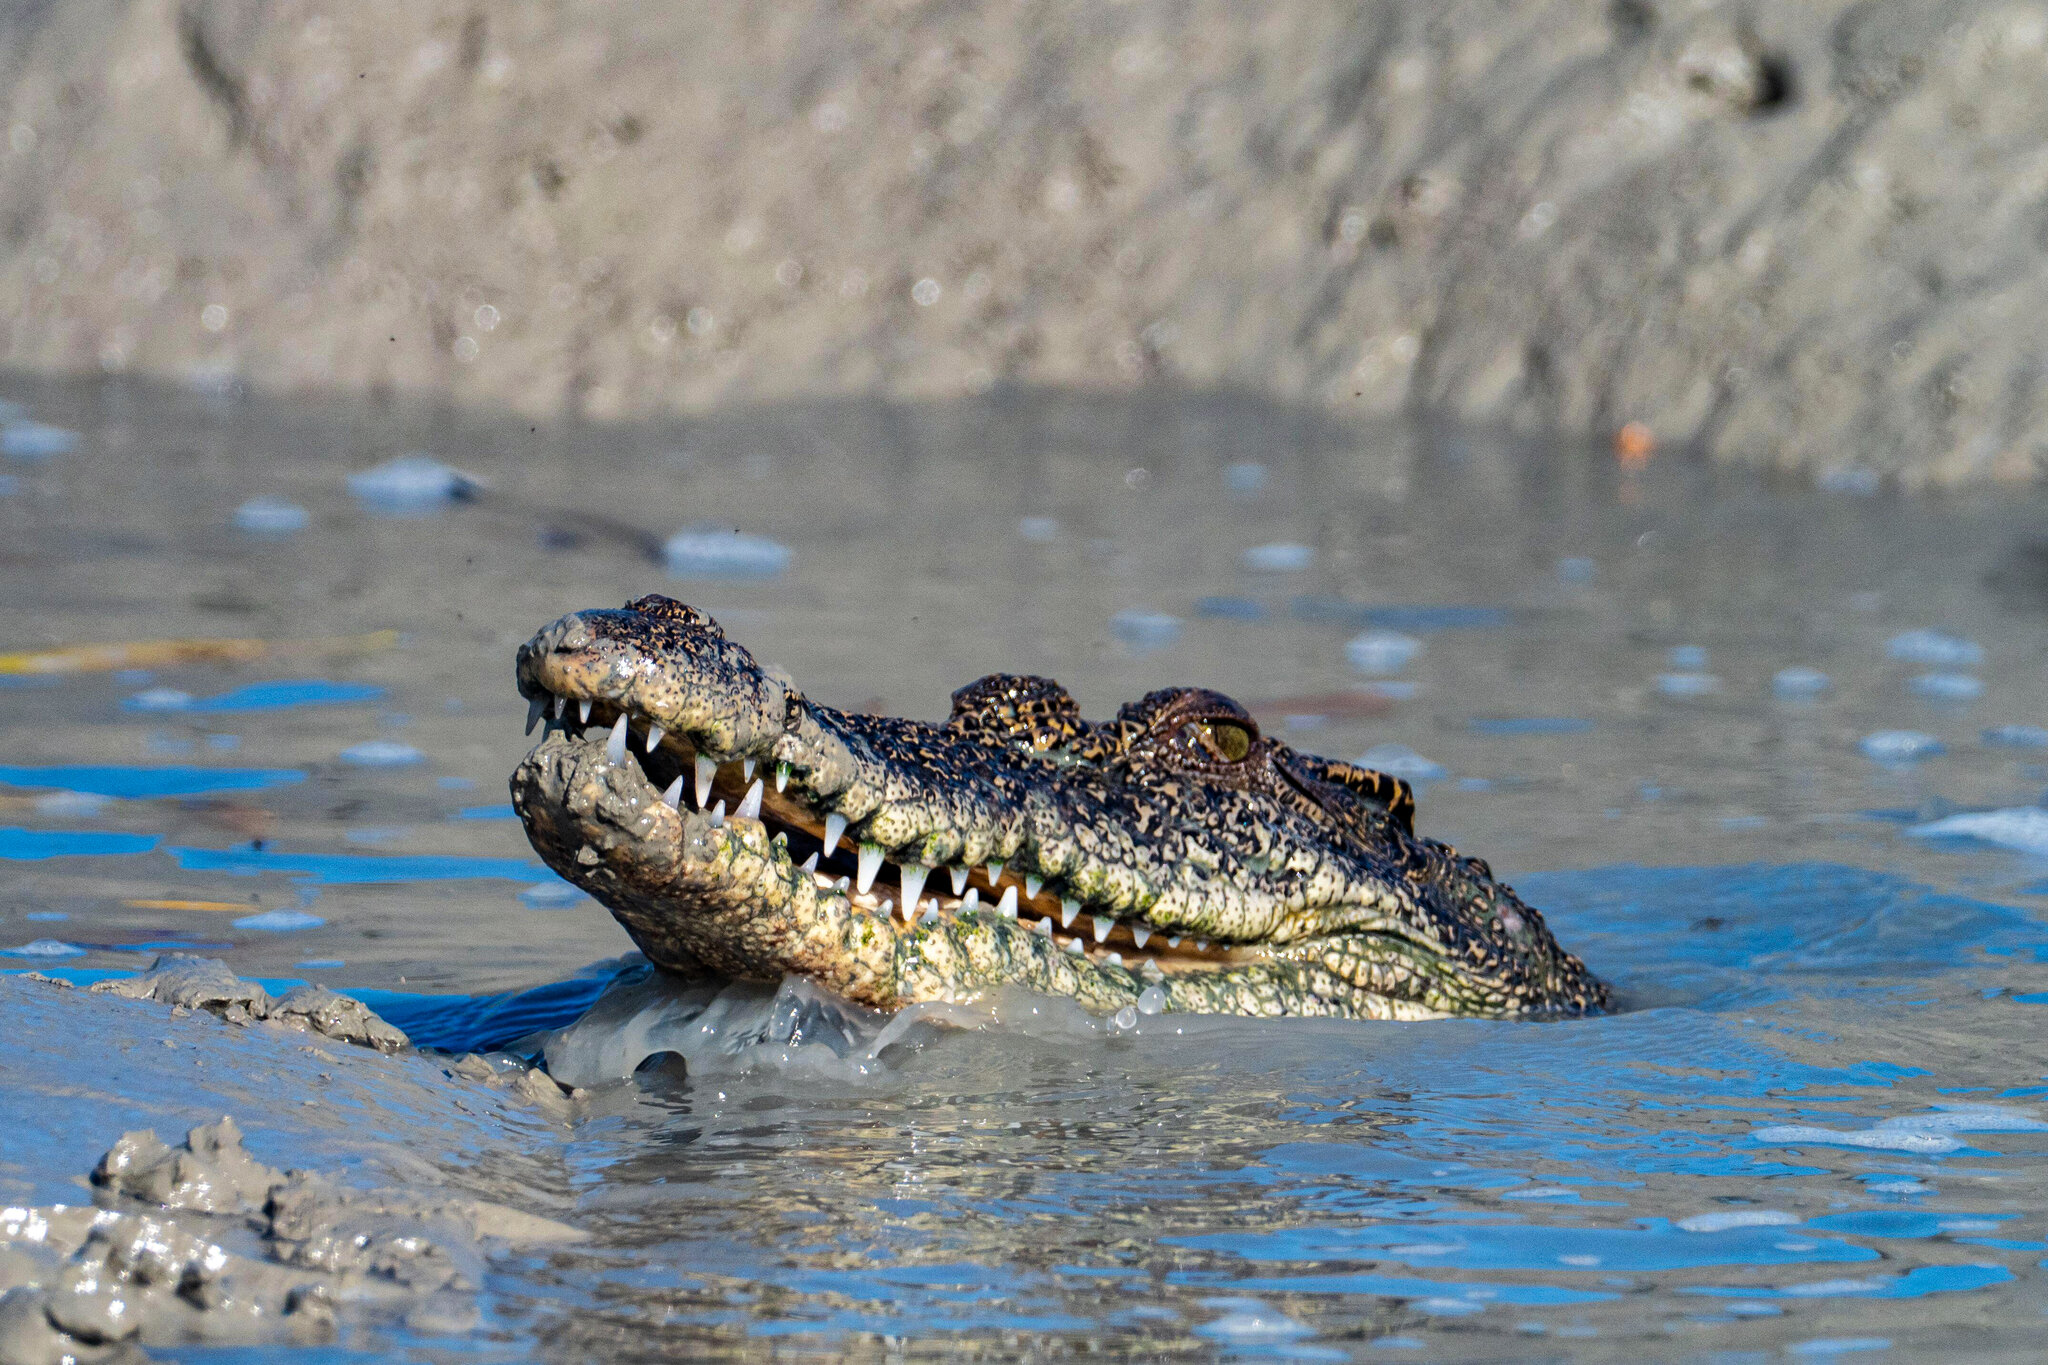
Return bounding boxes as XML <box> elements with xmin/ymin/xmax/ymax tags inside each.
<box><xmin>509</xmin><ymin>596</ymin><xmax>1608</xmax><ymax>1020</ymax></box>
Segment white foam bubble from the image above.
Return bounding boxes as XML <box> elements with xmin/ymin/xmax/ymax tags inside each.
<box><xmin>662</xmin><ymin>529</ymin><xmax>791</xmax><ymax>580</ymax></box>
<box><xmin>1858</xmin><ymin>730</ymin><xmax>1942</xmax><ymax>763</ymax></box>
<box><xmin>1750</xmin><ymin>1124</ymin><xmax>1961</xmax><ymax>1154</ymax></box>
<box><xmin>1676</xmin><ymin>1209</ymin><xmax>1801</xmax><ymax>1233</ymax></box>
<box><xmin>1357</xmin><ymin>743</ymin><xmax>1447</xmax><ymax>782</ymax></box>
<box><xmin>1241</xmin><ymin>542</ymin><xmax>1312</xmax><ymax>572</ymax></box>
<box><xmin>1346</xmin><ymin>630</ymin><xmax>1422</xmax><ymax>675</ymax></box>
<box><xmin>1908</xmin><ymin>808</ymin><xmax>2048</xmax><ymax>857</ymax></box>
<box><xmin>1886</xmin><ymin>629</ymin><xmax>1982</xmax><ymax>666</ymax></box>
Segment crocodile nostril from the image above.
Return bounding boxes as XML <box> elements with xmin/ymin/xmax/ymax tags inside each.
<box><xmin>553</xmin><ymin>615</ymin><xmax>593</xmax><ymax>651</ymax></box>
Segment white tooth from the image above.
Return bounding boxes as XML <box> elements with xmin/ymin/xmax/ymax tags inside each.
<box><xmin>695</xmin><ymin>755</ymin><xmax>717</xmax><ymax>807</ymax></box>
<box><xmin>920</xmin><ymin>905</ymin><xmax>939</xmax><ymax>925</ymax></box>
<box><xmin>1104</xmin><ymin>952</ymin><xmax>1123</xmax><ymax>967</ymax></box>
<box><xmin>645</xmin><ymin>724</ymin><xmax>665</xmax><ymax>754</ymax></box>
<box><xmin>1065</xmin><ymin>937</ymin><xmax>1084</xmax><ymax>955</ymax></box>
<box><xmin>775</xmin><ymin>762</ymin><xmax>790</xmax><ymax>793</ymax></box>
<box><xmin>856</xmin><ymin>843</ymin><xmax>883</xmax><ymax>895</ymax></box>
<box><xmin>961</xmin><ymin>888</ymin><xmax>980</xmax><ymax>913</ymax></box>
<box><xmin>996</xmin><ymin>886</ymin><xmax>1018</xmax><ymax>919</ymax></box>
<box><xmin>949</xmin><ymin>866</ymin><xmax>968</xmax><ymax>895</ymax></box>
<box><xmin>835</xmin><ymin>876</ymin><xmax>850</xmax><ymax>891</ymax></box>
<box><xmin>800</xmin><ymin>851</ymin><xmax>819</xmax><ymax>873</ymax></box>
<box><xmin>986</xmin><ymin>860</ymin><xmax>1004</xmax><ymax>883</ymax></box>
<box><xmin>743</xmin><ymin>758</ymin><xmax>756</xmax><ymax>781</ymax></box>
<box><xmin>1033</xmin><ymin>916</ymin><xmax>1051</xmax><ymax>936</ymax></box>
<box><xmin>1025</xmin><ymin>876</ymin><xmax>1042</xmax><ymax>899</ymax></box>
<box><xmin>1131</xmin><ymin>925</ymin><xmax>1151</xmax><ymax>949</ymax></box>
<box><xmin>1060</xmin><ymin>898</ymin><xmax>1079</xmax><ymax>929</ymax></box>
<box><xmin>709</xmin><ymin>800</ymin><xmax>726</xmax><ymax>827</ymax></box>
<box><xmin>578</xmin><ymin>698</ymin><xmax>592</xmax><ymax>724</ymax></box>
<box><xmin>1196</xmin><ymin>940</ymin><xmax>1208</xmax><ymax>952</ymax></box>
<box><xmin>898</xmin><ymin>862</ymin><xmax>929</xmax><ymax>914</ymax></box>
<box><xmin>526</xmin><ymin>695</ymin><xmax>545</xmax><ymax>734</ymax></box>
<box><xmin>1091</xmin><ymin>914</ymin><xmax>1111</xmax><ymax>942</ymax></box>
<box><xmin>878</xmin><ymin>897</ymin><xmax>894</xmax><ymax>919</ymax></box>
<box><xmin>552</xmin><ymin>695</ymin><xmax>565</xmax><ymax>719</ymax></box>
<box><xmin>1167</xmin><ymin>936</ymin><xmax>1182</xmax><ymax>949</ymax></box>
<box><xmin>660</xmin><ymin>776</ymin><xmax>683</xmax><ymax>809</ymax></box>
<box><xmin>823</xmin><ymin>812</ymin><xmax>847</xmax><ymax>855</ymax></box>
<box><xmin>736</xmin><ymin>778</ymin><xmax>763</xmax><ymax>820</ymax></box>
<box><xmin>605</xmin><ymin>716</ymin><xmax>628</xmax><ymax>764</ymax></box>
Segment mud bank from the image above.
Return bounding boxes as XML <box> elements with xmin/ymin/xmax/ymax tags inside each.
<box><xmin>0</xmin><ymin>1115</ymin><xmax>583</xmax><ymax>1363</ymax></box>
<box><xmin>3</xmin><ymin>0</ymin><xmax>2047</xmax><ymax>483</ymax></box>
<box><xmin>0</xmin><ymin>971</ymin><xmax>587</xmax><ymax>1362</ymax></box>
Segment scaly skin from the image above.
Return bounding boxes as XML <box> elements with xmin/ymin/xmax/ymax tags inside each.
<box><xmin>510</xmin><ymin>596</ymin><xmax>1608</xmax><ymax>1020</ymax></box>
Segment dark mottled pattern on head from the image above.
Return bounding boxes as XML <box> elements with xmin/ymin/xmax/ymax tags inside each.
<box><xmin>512</xmin><ymin>596</ymin><xmax>1609</xmax><ymax>1019</ymax></box>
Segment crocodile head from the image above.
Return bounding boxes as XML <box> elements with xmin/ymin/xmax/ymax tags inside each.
<box><xmin>509</xmin><ymin>595</ymin><xmax>1608</xmax><ymax>1020</ymax></box>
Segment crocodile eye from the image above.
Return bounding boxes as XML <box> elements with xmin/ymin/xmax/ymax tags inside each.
<box><xmin>1203</xmin><ymin>720</ymin><xmax>1253</xmax><ymax>762</ymax></box>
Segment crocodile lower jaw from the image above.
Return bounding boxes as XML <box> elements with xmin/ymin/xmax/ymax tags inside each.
<box><xmin>516</xmin><ymin>691</ymin><xmax>1240</xmax><ymax>975</ymax></box>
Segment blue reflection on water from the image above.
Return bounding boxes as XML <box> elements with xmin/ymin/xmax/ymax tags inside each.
<box><xmin>0</xmin><ymin>765</ymin><xmax>306</xmax><ymax>798</ymax></box>
<box><xmin>121</xmin><ymin>679</ymin><xmax>385</xmax><ymax>713</ymax></box>
<box><xmin>168</xmin><ymin>842</ymin><xmax>543</xmax><ymax>884</ymax></box>
<box><xmin>0</xmin><ymin>827</ymin><xmax>159</xmax><ymax>859</ymax></box>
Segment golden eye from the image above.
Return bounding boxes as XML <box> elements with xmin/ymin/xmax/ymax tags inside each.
<box><xmin>1205</xmin><ymin>721</ymin><xmax>1253</xmax><ymax>762</ymax></box>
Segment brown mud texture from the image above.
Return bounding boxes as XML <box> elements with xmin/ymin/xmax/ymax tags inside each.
<box><xmin>2</xmin><ymin>0</ymin><xmax>2045</xmax><ymax>484</ymax></box>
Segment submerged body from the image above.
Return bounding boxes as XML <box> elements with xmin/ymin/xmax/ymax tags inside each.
<box><xmin>510</xmin><ymin>596</ymin><xmax>1606</xmax><ymax>1020</ymax></box>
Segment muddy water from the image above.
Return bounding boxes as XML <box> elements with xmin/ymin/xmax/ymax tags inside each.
<box><xmin>5</xmin><ymin>376</ymin><xmax>2048</xmax><ymax>1359</ymax></box>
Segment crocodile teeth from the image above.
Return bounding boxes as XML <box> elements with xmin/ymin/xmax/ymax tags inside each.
<box><xmin>799</xmin><ymin>851</ymin><xmax>819</xmax><ymax>874</ymax></box>
<box><xmin>1033</xmin><ymin>916</ymin><xmax>1051</xmax><ymax>936</ymax></box>
<box><xmin>1196</xmin><ymin>940</ymin><xmax>1208</xmax><ymax>952</ymax></box>
<box><xmin>736</xmin><ymin>778</ymin><xmax>763</xmax><ymax>820</ymax></box>
<box><xmin>694</xmin><ymin>755</ymin><xmax>717</xmax><ymax>807</ymax></box>
<box><xmin>1025</xmin><ymin>876</ymin><xmax>1043</xmax><ymax>899</ymax></box>
<box><xmin>551</xmin><ymin>695</ymin><xmax>565</xmax><ymax>719</ymax></box>
<box><xmin>1130</xmin><ymin>925</ymin><xmax>1151</xmax><ymax>949</ymax></box>
<box><xmin>996</xmin><ymin>885</ymin><xmax>1018</xmax><ymax>919</ymax></box>
<box><xmin>898</xmin><ymin>863</ymin><xmax>929</xmax><ymax>917</ymax></box>
<box><xmin>960</xmin><ymin>887</ymin><xmax>979</xmax><ymax>913</ymax></box>
<box><xmin>709</xmin><ymin>800</ymin><xmax>726</xmax><ymax>828</ymax></box>
<box><xmin>1166</xmin><ymin>936</ymin><xmax>1182</xmax><ymax>949</ymax></box>
<box><xmin>835</xmin><ymin>876</ymin><xmax>850</xmax><ymax>891</ymax></box>
<box><xmin>775</xmin><ymin>761</ymin><xmax>790</xmax><ymax>793</ymax></box>
<box><xmin>986</xmin><ymin>860</ymin><xmax>1004</xmax><ymax>883</ymax></box>
<box><xmin>878</xmin><ymin>897</ymin><xmax>894</xmax><ymax>919</ymax></box>
<box><xmin>1059</xmin><ymin>897</ymin><xmax>1079</xmax><ymax>929</ymax></box>
<box><xmin>645</xmin><ymin>724</ymin><xmax>664</xmax><ymax>754</ymax></box>
<box><xmin>743</xmin><ymin>758</ymin><xmax>756</xmax><ymax>781</ymax></box>
<box><xmin>660</xmin><ymin>776</ymin><xmax>682</xmax><ymax>809</ymax></box>
<box><xmin>1064</xmin><ymin>937</ymin><xmax>1084</xmax><ymax>955</ymax></box>
<box><xmin>605</xmin><ymin>716</ymin><xmax>628</xmax><ymax>764</ymax></box>
<box><xmin>1103</xmin><ymin>952</ymin><xmax>1123</xmax><ymax>967</ymax></box>
<box><xmin>1091</xmin><ymin>914</ymin><xmax>1112</xmax><ymax>942</ymax></box>
<box><xmin>822</xmin><ymin>813</ymin><xmax>847</xmax><ymax>856</ymax></box>
<box><xmin>526</xmin><ymin>695</ymin><xmax>545</xmax><ymax>735</ymax></box>
<box><xmin>948</xmin><ymin>866</ymin><xmax>968</xmax><ymax>895</ymax></box>
<box><xmin>856</xmin><ymin>843</ymin><xmax>883</xmax><ymax>895</ymax></box>
<box><xmin>578</xmin><ymin>699</ymin><xmax>592</xmax><ymax>724</ymax></box>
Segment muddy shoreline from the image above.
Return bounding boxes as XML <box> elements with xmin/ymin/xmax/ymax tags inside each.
<box><xmin>5</xmin><ymin>1</ymin><xmax>2048</xmax><ymax>482</ymax></box>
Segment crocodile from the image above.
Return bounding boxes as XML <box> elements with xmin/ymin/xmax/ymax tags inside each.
<box><xmin>510</xmin><ymin>596</ymin><xmax>1607</xmax><ymax>1020</ymax></box>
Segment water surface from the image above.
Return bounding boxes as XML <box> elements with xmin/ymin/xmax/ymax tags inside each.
<box><xmin>5</xmin><ymin>377</ymin><xmax>2048</xmax><ymax>1359</ymax></box>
